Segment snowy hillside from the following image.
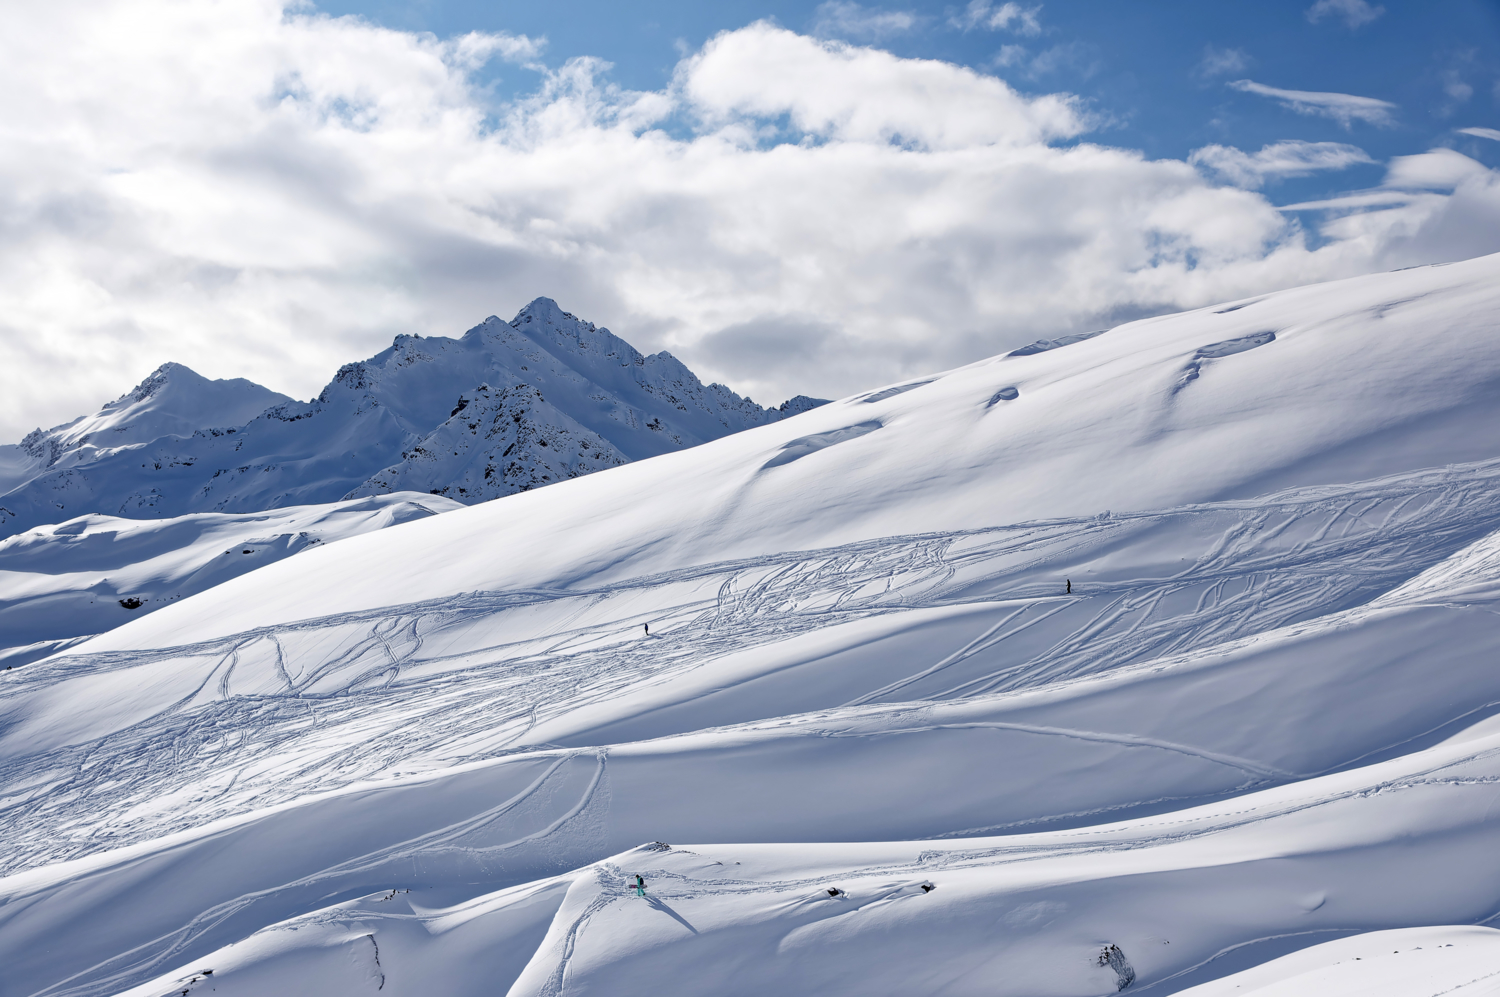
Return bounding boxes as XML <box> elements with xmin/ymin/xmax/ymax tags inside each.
<box><xmin>7</xmin><ymin>255</ymin><xmax>1500</xmax><ymax>997</ymax></box>
<box><xmin>0</xmin><ymin>492</ymin><xmax>462</xmax><ymax>668</ymax></box>
<box><xmin>0</xmin><ymin>298</ymin><xmax>826</xmax><ymax>537</ymax></box>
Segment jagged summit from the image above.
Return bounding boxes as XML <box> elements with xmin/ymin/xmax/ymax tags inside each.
<box><xmin>0</xmin><ymin>302</ymin><xmax>828</xmax><ymax>536</ymax></box>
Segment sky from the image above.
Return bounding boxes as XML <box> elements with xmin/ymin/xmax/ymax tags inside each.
<box><xmin>2</xmin><ymin>0</ymin><xmax>1499</xmax><ymax>440</ymax></box>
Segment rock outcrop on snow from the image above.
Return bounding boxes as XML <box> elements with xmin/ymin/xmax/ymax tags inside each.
<box><xmin>0</xmin><ymin>299</ymin><xmax>827</xmax><ymax>536</ymax></box>
<box><xmin>349</xmin><ymin>382</ymin><xmax>631</xmax><ymax>501</ymax></box>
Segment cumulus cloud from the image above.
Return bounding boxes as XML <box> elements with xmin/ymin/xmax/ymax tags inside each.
<box><xmin>1229</xmin><ymin>79</ymin><xmax>1397</xmax><ymax>128</ymax></box>
<box><xmin>1190</xmin><ymin>141</ymin><xmax>1374</xmax><ymax>188</ymax></box>
<box><xmin>1305</xmin><ymin>0</ymin><xmax>1385</xmax><ymax>29</ymax></box>
<box><xmin>812</xmin><ymin>1</ymin><xmax>919</xmax><ymax>40</ymax></box>
<box><xmin>950</xmin><ymin>1</ymin><xmax>1042</xmax><ymax>35</ymax></box>
<box><xmin>0</xmin><ymin>0</ymin><xmax>1496</xmax><ymax>441</ymax></box>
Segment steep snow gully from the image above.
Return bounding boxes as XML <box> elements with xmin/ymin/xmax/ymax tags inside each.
<box><xmin>8</xmin><ymin>255</ymin><xmax>1500</xmax><ymax>996</ymax></box>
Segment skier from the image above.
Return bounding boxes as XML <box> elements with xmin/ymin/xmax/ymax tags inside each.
<box><xmin>643</xmin><ymin>622</ymin><xmax>650</xmax><ymax>636</ymax></box>
<box><xmin>632</xmin><ymin>874</ymin><xmax>647</xmax><ymax>897</ymax></box>
<box><xmin>1066</xmin><ymin>579</ymin><xmax>1071</xmax><ymax>594</ymax></box>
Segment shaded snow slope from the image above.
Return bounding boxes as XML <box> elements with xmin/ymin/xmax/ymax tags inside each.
<box><xmin>0</xmin><ymin>299</ymin><xmax>826</xmax><ymax>538</ymax></box>
<box><xmin>0</xmin><ymin>493</ymin><xmax>462</xmax><ymax>658</ymax></box>
<box><xmin>7</xmin><ymin>256</ymin><xmax>1500</xmax><ymax>997</ymax></box>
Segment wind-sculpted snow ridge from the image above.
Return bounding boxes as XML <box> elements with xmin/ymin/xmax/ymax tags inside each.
<box><xmin>0</xmin><ymin>299</ymin><xmax>827</xmax><ymax>539</ymax></box>
<box><xmin>8</xmin><ymin>255</ymin><xmax>1500</xmax><ymax>997</ymax></box>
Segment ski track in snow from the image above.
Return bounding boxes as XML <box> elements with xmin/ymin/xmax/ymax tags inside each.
<box><xmin>6</xmin><ymin>459</ymin><xmax>1500</xmax><ymax>878</ymax></box>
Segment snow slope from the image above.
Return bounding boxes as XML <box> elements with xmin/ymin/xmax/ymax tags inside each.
<box><xmin>0</xmin><ymin>299</ymin><xmax>826</xmax><ymax>538</ymax></box>
<box><xmin>6</xmin><ymin>254</ymin><xmax>1500</xmax><ymax>996</ymax></box>
<box><xmin>0</xmin><ymin>493</ymin><xmax>462</xmax><ymax>665</ymax></box>
<box><xmin>1173</xmin><ymin>926</ymin><xmax>1500</xmax><ymax>997</ymax></box>
<box><xmin>77</xmin><ymin>253</ymin><xmax>1500</xmax><ymax>647</ymax></box>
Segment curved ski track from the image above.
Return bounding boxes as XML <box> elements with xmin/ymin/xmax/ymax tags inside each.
<box><xmin>4</xmin><ymin>460</ymin><xmax>1500</xmax><ymax>878</ymax></box>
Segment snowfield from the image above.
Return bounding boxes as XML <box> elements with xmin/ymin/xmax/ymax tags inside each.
<box><xmin>6</xmin><ymin>254</ymin><xmax>1500</xmax><ymax>996</ymax></box>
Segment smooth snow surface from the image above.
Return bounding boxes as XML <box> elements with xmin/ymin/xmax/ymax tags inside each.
<box><xmin>7</xmin><ymin>255</ymin><xmax>1500</xmax><ymax>997</ymax></box>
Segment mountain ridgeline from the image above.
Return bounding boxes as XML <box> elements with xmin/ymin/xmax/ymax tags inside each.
<box><xmin>0</xmin><ymin>298</ymin><xmax>826</xmax><ymax>538</ymax></box>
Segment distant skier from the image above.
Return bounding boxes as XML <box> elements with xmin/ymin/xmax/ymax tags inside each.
<box><xmin>632</xmin><ymin>874</ymin><xmax>646</xmax><ymax>897</ymax></box>
<box><xmin>1066</xmin><ymin>579</ymin><xmax>1071</xmax><ymax>594</ymax></box>
<box><xmin>643</xmin><ymin>622</ymin><xmax>650</xmax><ymax>636</ymax></box>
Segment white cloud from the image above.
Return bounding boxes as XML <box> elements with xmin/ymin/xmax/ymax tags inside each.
<box><xmin>992</xmin><ymin>44</ymin><xmax>1029</xmax><ymax>68</ymax></box>
<box><xmin>1190</xmin><ymin>141</ymin><xmax>1374</xmax><ymax>188</ymax></box>
<box><xmin>1305</xmin><ymin>0</ymin><xmax>1385</xmax><ymax>29</ymax></box>
<box><xmin>1195</xmin><ymin>45</ymin><xmax>1251</xmax><ymax>80</ymax></box>
<box><xmin>950</xmin><ymin>1</ymin><xmax>1042</xmax><ymax>35</ymax></box>
<box><xmin>1443</xmin><ymin>70</ymin><xmax>1474</xmax><ymax>104</ymax></box>
<box><xmin>0</xmin><ymin>1</ymin><xmax>1495</xmax><ymax>442</ymax></box>
<box><xmin>1027</xmin><ymin>42</ymin><xmax>1100</xmax><ymax>80</ymax></box>
<box><xmin>445</xmin><ymin>29</ymin><xmax>546</xmax><ymax>70</ymax></box>
<box><xmin>1383</xmin><ymin>148</ymin><xmax>1494</xmax><ymax>190</ymax></box>
<box><xmin>1284</xmin><ymin>149</ymin><xmax>1500</xmax><ymax>269</ymax></box>
<box><xmin>1460</xmin><ymin>127</ymin><xmax>1500</xmax><ymax>142</ymax></box>
<box><xmin>987</xmin><ymin>40</ymin><xmax>1099</xmax><ymax>82</ymax></box>
<box><xmin>812</xmin><ymin>2</ymin><xmax>918</xmax><ymax>40</ymax></box>
<box><xmin>1229</xmin><ymin>79</ymin><xmax>1397</xmax><ymax>128</ymax></box>
<box><xmin>675</xmin><ymin>26</ymin><xmax>1086</xmax><ymax>148</ymax></box>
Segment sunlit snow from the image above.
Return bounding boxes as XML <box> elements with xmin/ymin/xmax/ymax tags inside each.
<box><xmin>7</xmin><ymin>254</ymin><xmax>1500</xmax><ymax>996</ymax></box>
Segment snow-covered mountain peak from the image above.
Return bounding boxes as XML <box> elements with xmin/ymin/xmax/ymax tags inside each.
<box><xmin>89</xmin><ymin>362</ymin><xmax>290</xmax><ymax>437</ymax></box>
<box><xmin>503</xmin><ymin>297</ymin><xmax>653</xmax><ymax>375</ymax></box>
<box><xmin>113</xmin><ymin>361</ymin><xmax>182</xmax><ymax>403</ymax></box>
<box><xmin>509</xmin><ymin>295</ymin><xmax>598</xmax><ymax>337</ymax></box>
<box><xmin>34</xmin><ymin>362</ymin><xmax>292</xmax><ymax>454</ymax></box>
<box><xmin>0</xmin><ymin>302</ymin><xmax>827</xmax><ymax>538</ymax></box>
<box><xmin>4</xmin><ymin>364</ymin><xmax>293</xmax><ymax>497</ymax></box>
